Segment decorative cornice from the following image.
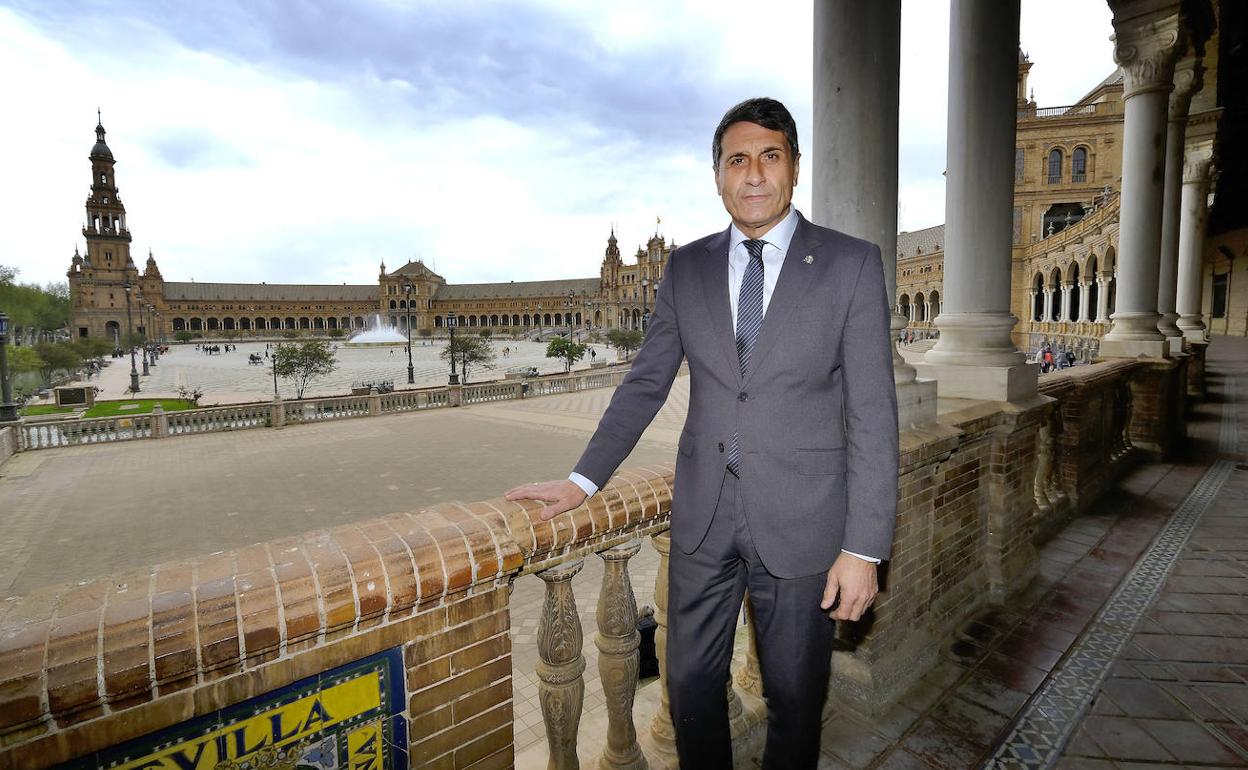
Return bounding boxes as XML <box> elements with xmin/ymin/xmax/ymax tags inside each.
<box><xmin>1112</xmin><ymin>9</ymin><xmax>1183</xmax><ymax>99</ymax></box>
<box><xmin>1182</xmin><ymin>139</ymin><xmax>1215</xmax><ymax>185</ymax></box>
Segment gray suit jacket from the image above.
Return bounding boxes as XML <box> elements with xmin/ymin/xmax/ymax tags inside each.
<box><xmin>574</xmin><ymin>213</ymin><xmax>899</xmax><ymax>578</ymax></box>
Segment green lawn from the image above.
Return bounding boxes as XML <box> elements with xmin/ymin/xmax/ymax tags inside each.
<box><xmin>83</xmin><ymin>399</ymin><xmax>194</xmax><ymax>417</ymax></box>
<box><xmin>21</xmin><ymin>405</ymin><xmax>76</xmax><ymax>416</ymax></box>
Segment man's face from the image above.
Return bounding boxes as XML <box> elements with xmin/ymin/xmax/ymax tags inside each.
<box><xmin>714</xmin><ymin>121</ymin><xmax>799</xmax><ymax>239</ymax></box>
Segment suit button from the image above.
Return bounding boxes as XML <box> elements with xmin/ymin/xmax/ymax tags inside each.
<box><xmin>738</xmin><ymin>392</ymin><xmax>748</xmax><ymax>402</ymax></box>
<box><xmin>717</xmin><ymin>443</ymin><xmax>724</xmax><ymax>453</ymax></box>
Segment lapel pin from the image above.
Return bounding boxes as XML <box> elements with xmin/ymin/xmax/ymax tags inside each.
<box><xmin>803</xmin><ymin>255</ymin><xmax>814</xmax><ymax>264</ymax></box>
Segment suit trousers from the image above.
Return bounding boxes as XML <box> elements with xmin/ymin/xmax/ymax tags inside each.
<box><xmin>666</xmin><ymin>469</ymin><xmax>836</xmax><ymax>769</ymax></box>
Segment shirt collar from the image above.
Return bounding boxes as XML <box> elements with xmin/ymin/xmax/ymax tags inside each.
<box><xmin>728</xmin><ymin>206</ymin><xmax>800</xmax><ymax>257</ymax></box>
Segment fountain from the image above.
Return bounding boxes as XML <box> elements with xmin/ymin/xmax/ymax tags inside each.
<box><xmin>344</xmin><ymin>314</ymin><xmax>408</xmax><ymax>347</ymax></box>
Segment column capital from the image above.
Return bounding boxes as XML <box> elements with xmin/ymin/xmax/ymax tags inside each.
<box><xmin>1182</xmin><ymin>138</ymin><xmax>1215</xmax><ymax>185</ymax></box>
<box><xmin>1111</xmin><ymin>5</ymin><xmax>1183</xmax><ymax>99</ymax></box>
<box><xmin>1168</xmin><ymin>55</ymin><xmax>1203</xmax><ymax>122</ymax></box>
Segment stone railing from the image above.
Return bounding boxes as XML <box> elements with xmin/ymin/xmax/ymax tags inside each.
<box><xmin>1021</xmin><ymin>191</ymin><xmax>1119</xmax><ymax>259</ymax></box>
<box><xmin>166</xmin><ymin>403</ymin><xmax>272</xmax><ymax>435</ymax></box>
<box><xmin>1033</xmin><ymin>359</ymin><xmax>1142</xmax><ymax>541</ymax></box>
<box><xmin>16</xmin><ymin>414</ymin><xmax>154</xmax><ymax>450</ymax></box>
<box><xmin>13</xmin><ymin>366</ymin><xmax>634</xmax><ymax>453</ymax></box>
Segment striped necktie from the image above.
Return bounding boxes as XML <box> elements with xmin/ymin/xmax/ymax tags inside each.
<box><xmin>728</xmin><ymin>239</ymin><xmax>765</xmax><ymax>475</ymax></box>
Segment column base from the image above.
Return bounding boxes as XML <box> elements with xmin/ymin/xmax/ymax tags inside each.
<box><xmin>896</xmin><ymin>378</ymin><xmax>938</xmax><ymax>431</ymax></box>
<box><xmin>1177</xmin><ymin>315</ymin><xmax>1207</xmax><ymax>343</ymax></box>
<box><xmin>911</xmin><ymin>361</ymin><xmax>1039</xmax><ymax>403</ymax></box>
<box><xmin>1165</xmin><ymin>335</ymin><xmax>1185</xmax><ymax>356</ymax></box>
<box><xmin>1098</xmin><ymin>337</ymin><xmax>1170</xmax><ymax>359</ymax></box>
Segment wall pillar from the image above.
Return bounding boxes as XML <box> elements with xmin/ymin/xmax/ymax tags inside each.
<box><xmin>1078</xmin><ymin>282</ymin><xmax>1092</xmax><ymax>322</ymax></box>
<box><xmin>1099</xmin><ymin>4</ymin><xmax>1182</xmax><ymax>359</ymax></box>
<box><xmin>813</xmin><ymin>0</ymin><xmax>936</xmax><ymax>427</ymax></box>
<box><xmin>1176</xmin><ymin>139</ymin><xmax>1216</xmax><ymax>341</ymax></box>
<box><xmin>1157</xmin><ymin>55</ymin><xmax>1202</xmax><ymax>352</ymax></box>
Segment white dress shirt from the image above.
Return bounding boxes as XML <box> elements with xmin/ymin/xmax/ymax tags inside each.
<box><xmin>568</xmin><ymin>207</ymin><xmax>878</xmax><ymax>564</ymax></box>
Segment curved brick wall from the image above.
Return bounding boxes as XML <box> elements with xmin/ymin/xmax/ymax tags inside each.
<box><xmin>0</xmin><ymin>462</ymin><xmax>675</xmax><ymax>769</ymax></box>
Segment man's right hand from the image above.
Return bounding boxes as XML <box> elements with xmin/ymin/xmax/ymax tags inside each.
<box><xmin>504</xmin><ymin>479</ymin><xmax>587</xmax><ymax>521</ymax></box>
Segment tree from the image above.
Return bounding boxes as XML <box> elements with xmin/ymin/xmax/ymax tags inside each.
<box><xmin>33</xmin><ymin>342</ymin><xmax>81</xmax><ymax>386</ymax></box>
<box><xmin>546</xmin><ymin>337</ymin><xmax>588</xmax><ymax>373</ymax></box>
<box><xmin>272</xmin><ymin>340</ymin><xmax>338</xmax><ymax>399</ymax></box>
<box><xmin>72</xmin><ymin>337</ymin><xmax>113</xmax><ymax>360</ymax></box>
<box><xmin>479</xmin><ymin>328</ymin><xmax>492</xmax><ymax>339</ymax></box>
<box><xmin>6</xmin><ymin>345</ymin><xmax>42</xmax><ymax>375</ymax></box>
<box><xmin>606</xmin><ymin>329</ymin><xmax>645</xmax><ymax>360</ymax></box>
<box><xmin>0</xmin><ymin>266</ymin><xmax>70</xmax><ymax>344</ymax></box>
<box><xmin>441</xmin><ymin>335</ymin><xmax>495</xmax><ymax>384</ymax></box>
<box><xmin>328</xmin><ymin>327</ymin><xmax>344</xmax><ymax>338</ymax></box>
<box><xmin>418</xmin><ymin>329</ymin><xmax>432</xmax><ymax>345</ymax></box>
<box><xmin>174</xmin><ymin>330</ymin><xmax>194</xmax><ymax>343</ymax></box>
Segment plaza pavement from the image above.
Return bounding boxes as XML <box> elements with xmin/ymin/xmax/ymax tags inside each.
<box><xmin>3</xmin><ymin>339</ymin><xmax>1246</xmax><ymax>767</ymax></box>
<box><xmin>56</xmin><ymin>337</ymin><xmax>614</xmax><ymax>405</ymax></box>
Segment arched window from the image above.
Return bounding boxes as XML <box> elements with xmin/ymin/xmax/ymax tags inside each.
<box><xmin>1072</xmin><ymin>147</ymin><xmax>1088</xmax><ymax>183</ymax></box>
<box><xmin>1047</xmin><ymin>149</ymin><xmax>1063</xmax><ymax>184</ymax></box>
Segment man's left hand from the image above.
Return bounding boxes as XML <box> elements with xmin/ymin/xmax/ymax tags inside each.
<box><xmin>820</xmin><ymin>552</ymin><xmax>878</xmax><ymax>621</ymax></box>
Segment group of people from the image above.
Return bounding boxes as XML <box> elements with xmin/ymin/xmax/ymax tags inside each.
<box><xmin>194</xmin><ymin>343</ymin><xmax>235</xmax><ymax>355</ymax></box>
<box><xmin>1038</xmin><ymin>342</ymin><xmax>1078</xmax><ymax>373</ymax></box>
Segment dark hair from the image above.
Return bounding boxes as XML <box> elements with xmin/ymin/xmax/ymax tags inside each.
<box><xmin>712</xmin><ymin>97</ymin><xmax>800</xmax><ymax>169</ymax></box>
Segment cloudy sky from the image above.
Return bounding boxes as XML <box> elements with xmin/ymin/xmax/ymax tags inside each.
<box><xmin>1</xmin><ymin>0</ymin><xmax>1113</xmax><ymax>288</ymax></box>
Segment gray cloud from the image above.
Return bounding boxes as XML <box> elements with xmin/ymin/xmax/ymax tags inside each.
<box><xmin>11</xmin><ymin>0</ymin><xmax>796</xmax><ymax>162</ymax></box>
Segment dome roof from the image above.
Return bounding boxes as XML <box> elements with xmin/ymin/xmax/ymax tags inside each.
<box><xmin>90</xmin><ymin>122</ymin><xmax>113</xmax><ymax>160</ymax></box>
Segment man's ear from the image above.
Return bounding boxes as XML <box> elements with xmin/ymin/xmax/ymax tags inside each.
<box><xmin>793</xmin><ymin>154</ymin><xmax>801</xmax><ymax>186</ymax></box>
<box><xmin>713</xmin><ymin>163</ymin><xmax>722</xmax><ymax>192</ymax></box>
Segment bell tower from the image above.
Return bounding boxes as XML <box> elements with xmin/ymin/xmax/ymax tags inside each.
<box><xmin>69</xmin><ymin>112</ymin><xmax>143</xmax><ymax>340</ymax></box>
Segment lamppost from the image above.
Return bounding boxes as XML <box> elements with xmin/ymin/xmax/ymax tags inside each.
<box><xmin>146</xmin><ymin>304</ymin><xmax>158</xmax><ymax>366</ymax></box>
<box><xmin>403</xmin><ymin>281</ymin><xmax>415</xmax><ymax>384</ymax></box>
<box><xmin>0</xmin><ymin>311</ymin><xmax>17</xmax><ymax>422</ymax></box>
<box><xmin>536</xmin><ymin>304</ymin><xmax>543</xmax><ymax>339</ymax></box>
<box><xmin>123</xmin><ymin>280</ymin><xmax>140</xmax><ymax>393</ymax></box>
<box><xmin>272</xmin><ymin>345</ymin><xmax>280</xmax><ymax>399</ymax></box>
<box><xmin>447</xmin><ymin>313</ymin><xmax>460</xmax><ymax>385</ymax></box>
<box><xmin>136</xmin><ymin>295</ymin><xmax>150</xmax><ymax>376</ymax></box>
<box><xmin>641</xmin><ymin>277</ymin><xmax>650</xmax><ymax>331</ymax></box>
<box><xmin>564</xmin><ymin>290</ymin><xmax>576</xmax><ymax>340</ymax></box>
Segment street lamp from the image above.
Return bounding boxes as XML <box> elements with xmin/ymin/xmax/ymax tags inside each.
<box><xmin>403</xmin><ymin>281</ymin><xmax>415</xmax><ymax>384</ymax></box>
<box><xmin>136</xmin><ymin>294</ymin><xmax>150</xmax><ymax>376</ymax></box>
<box><xmin>641</xmin><ymin>277</ymin><xmax>650</xmax><ymax>331</ymax></box>
<box><xmin>447</xmin><ymin>313</ymin><xmax>460</xmax><ymax>385</ymax></box>
<box><xmin>564</xmin><ymin>290</ymin><xmax>576</xmax><ymax>340</ymax></box>
<box><xmin>0</xmin><ymin>312</ymin><xmax>17</xmax><ymax>422</ymax></box>
<box><xmin>536</xmin><ymin>304</ymin><xmax>543</xmax><ymax>339</ymax></box>
<box><xmin>123</xmin><ymin>280</ymin><xmax>140</xmax><ymax>393</ymax></box>
<box><xmin>146</xmin><ymin>303</ymin><xmax>158</xmax><ymax>367</ymax></box>
<box><xmin>272</xmin><ymin>344</ymin><xmax>280</xmax><ymax>399</ymax></box>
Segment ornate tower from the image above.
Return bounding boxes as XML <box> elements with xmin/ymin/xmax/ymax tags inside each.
<box><xmin>68</xmin><ymin>114</ymin><xmax>145</xmax><ymax>341</ymax></box>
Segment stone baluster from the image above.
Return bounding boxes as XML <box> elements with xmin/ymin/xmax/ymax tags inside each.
<box><xmin>537</xmin><ymin>559</ymin><xmax>586</xmax><ymax>770</ymax></box>
<box><xmin>596</xmin><ymin>541</ymin><xmax>648</xmax><ymax>770</ymax></box>
<box><xmin>647</xmin><ymin>532</ymin><xmax>679</xmax><ymax>763</ymax></box>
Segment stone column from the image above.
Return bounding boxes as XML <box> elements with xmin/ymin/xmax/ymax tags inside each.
<box><xmin>1027</xmin><ymin>289</ymin><xmax>1038</xmax><ymax>323</ymax></box>
<box><xmin>1096</xmin><ymin>274</ymin><xmax>1112</xmax><ymax>323</ymax></box>
<box><xmin>1157</xmin><ymin>55</ymin><xmax>1202</xmax><ymax>351</ymax></box>
<box><xmin>916</xmin><ymin>0</ymin><xmax>1035</xmax><ymax>401</ymax></box>
<box><xmin>1176</xmin><ymin>139</ymin><xmax>1215</xmax><ymax>341</ymax></box>
<box><xmin>1077</xmin><ymin>282</ymin><xmax>1091</xmax><ymax>322</ymax></box>
<box><xmin>813</xmin><ymin>0</ymin><xmax>936</xmax><ymax>428</ymax></box>
<box><xmin>1061</xmin><ymin>282</ymin><xmax>1074</xmax><ymax>322</ymax></box>
<box><xmin>1099</xmin><ymin>4</ymin><xmax>1182</xmax><ymax>358</ymax></box>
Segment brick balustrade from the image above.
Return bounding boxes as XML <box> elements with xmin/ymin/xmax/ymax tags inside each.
<box><xmin>0</xmin><ymin>356</ymin><xmax>1193</xmax><ymax>769</ymax></box>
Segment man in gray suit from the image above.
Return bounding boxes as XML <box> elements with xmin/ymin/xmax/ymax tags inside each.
<box><xmin>507</xmin><ymin>98</ymin><xmax>899</xmax><ymax>769</ymax></box>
